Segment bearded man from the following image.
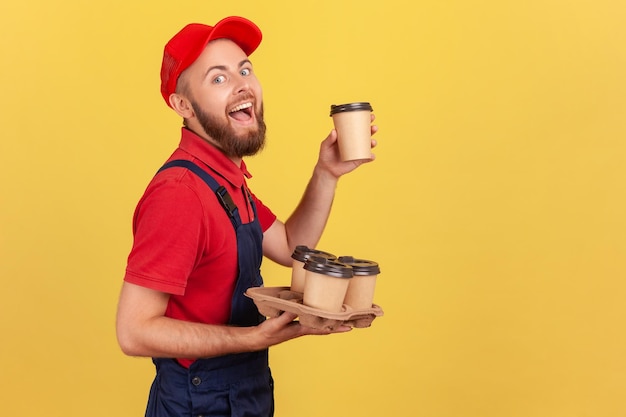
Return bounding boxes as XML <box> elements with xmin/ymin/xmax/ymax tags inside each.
<box><xmin>116</xmin><ymin>16</ymin><xmax>377</xmax><ymax>417</ymax></box>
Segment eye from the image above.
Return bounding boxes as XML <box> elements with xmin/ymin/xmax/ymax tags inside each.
<box><xmin>213</xmin><ymin>75</ymin><xmax>226</xmax><ymax>84</ymax></box>
<box><xmin>240</xmin><ymin>68</ymin><xmax>251</xmax><ymax>76</ymax></box>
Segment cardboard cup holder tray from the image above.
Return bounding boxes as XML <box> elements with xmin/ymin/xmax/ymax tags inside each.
<box><xmin>245</xmin><ymin>286</ymin><xmax>384</xmax><ymax>331</ymax></box>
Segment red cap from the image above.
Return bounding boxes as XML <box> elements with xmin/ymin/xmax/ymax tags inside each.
<box><xmin>160</xmin><ymin>16</ymin><xmax>262</xmax><ymax>107</ymax></box>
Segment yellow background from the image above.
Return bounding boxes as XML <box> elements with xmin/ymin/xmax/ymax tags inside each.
<box><xmin>1</xmin><ymin>0</ymin><xmax>625</xmax><ymax>416</ymax></box>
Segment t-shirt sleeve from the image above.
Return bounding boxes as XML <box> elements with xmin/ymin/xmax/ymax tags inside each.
<box><xmin>124</xmin><ymin>181</ymin><xmax>205</xmax><ymax>295</ymax></box>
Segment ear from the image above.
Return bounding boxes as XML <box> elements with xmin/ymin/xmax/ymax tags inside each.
<box><xmin>169</xmin><ymin>93</ymin><xmax>194</xmax><ymax>119</ymax></box>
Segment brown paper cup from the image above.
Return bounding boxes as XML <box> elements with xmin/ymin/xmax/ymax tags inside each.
<box><xmin>303</xmin><ymin>270</ymin><xmax>351</xmax><ymax>312</ymax></box>
<box><xmin>338</xmin><ymin>256</ymin><xmax>381</xmax><ymax>310</ymax></box>
<box><xmin>290</xmin><ymin>246</ymin><xmax>337</xmax><ymax>293</ymax></box>
<box><xmin>302</xmin><ymin>256</ymin><xmax>353</xmax><ymax>312</ymax></box>
<box><xmin>330</xmin><ymin>102</ymin><xmax>373</xmax><ymax>162</ymax></box>
<box><xmin>290</xmin><ymin>259</ymin><xmax>307</xmax><ymax>293</ymax></box>
<box><xmin>343</xmin><ymin>275</ymin><xmax>378</xmax><ymax>310</ymax></box>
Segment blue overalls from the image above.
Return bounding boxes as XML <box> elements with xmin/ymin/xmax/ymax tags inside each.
<box><xmin>145</xmin><ymin>160</ymin><xmax>274</xmax><ymax>417</ymax></box>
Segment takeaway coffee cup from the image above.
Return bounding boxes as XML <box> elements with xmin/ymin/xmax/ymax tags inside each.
<box><xmin>290</xmin><ymin>246</ymin><xmax>337</xmax><ymax>293</ymax></box>
<box><xmin>302</xmin><ymin>256</ymin><xmax>353</xmax><ymax>312</ymax></box>
<box><xmin>338</xmin><ymin>256</ymin><xmax>380</xmax><ymax>310</ymax></box>
<box><xmin>330</xmin><ymin>102</ymin><xmax>374</xmax><ymax>161</ymax></box>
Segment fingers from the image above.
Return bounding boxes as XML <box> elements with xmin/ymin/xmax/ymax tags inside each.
<box><xmin>276</xmin><ymin>311</ymin><xmax>298</xmax><ymax>323</ymax></box>
<box><xmin>333</xmin><ymin>325</ymin><xmax>353</xmax><ymax>333</ymax></box>
<box><xmin>300</xmin><ymin>323</ymin><xmax>352</xmax><ymax>335</ymax></box>
<box><xmin>323</xmin><ymin>129</ymin><xmax>338</xmax><ymax>145</ymax></box>
<box><xmin>269</xmin><ymin>312</ymin><xmax>353</xmax><ymax>334</ymax></box>
<box><xmin>261</xmin><ymin>311</ymin><xmax>298</xmax><ymax>332</ymax></box>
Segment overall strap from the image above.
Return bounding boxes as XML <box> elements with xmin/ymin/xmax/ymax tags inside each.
<box><xmin>157</xmin><ymin>159</ymin><xmax>241</xmax><ymax>229</ymax></box>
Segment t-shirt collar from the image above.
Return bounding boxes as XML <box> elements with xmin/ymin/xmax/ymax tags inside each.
<box><xmin>178</xmin><ymin>127</ymin><xmax>253</xmax><ymax>188</ymax></box>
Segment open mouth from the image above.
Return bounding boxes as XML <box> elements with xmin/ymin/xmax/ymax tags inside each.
<box><xmin>228</xmin><ymin>102</ymin><xmax>254</xmax><ymax>122</ymax></box>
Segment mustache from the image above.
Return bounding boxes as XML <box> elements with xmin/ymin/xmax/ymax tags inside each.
<box><xmin>229</xmin><ymin>92</ymin><xmax>256</xmax><ymax>106</ymax></box>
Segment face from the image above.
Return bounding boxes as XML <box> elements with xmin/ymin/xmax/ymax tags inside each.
<box><xmin>177</xmin><ymin>39</ymin><xmax>266</xmax><ymax>158</ymax></box>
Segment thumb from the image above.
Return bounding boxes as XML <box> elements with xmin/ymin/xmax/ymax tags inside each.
<box><xmin>322</xmin><ymin>129</ymin><xmax>338</xmax><ymax>147</ymax></box>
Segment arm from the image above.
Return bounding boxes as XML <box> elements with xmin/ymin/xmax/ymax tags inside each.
<box><xmin>116</xmin><ymin>170</ymin><xmax>354</xmax><ymax>359</ymax></box>
<box><xmin>116</xmin><ymin>281</ymin><xmax>339</xmax><ymax>358</ymax></box>
<box><xmin>263</xmin><ymin>115</ymin><xmax>378</xmax><ymax>266</ymax></box>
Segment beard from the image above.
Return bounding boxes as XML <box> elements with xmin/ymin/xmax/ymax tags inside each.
<box><xmin>190</xmin><ymin>99</ymin><xmax>266</xmax><ymax>158</ymax></box>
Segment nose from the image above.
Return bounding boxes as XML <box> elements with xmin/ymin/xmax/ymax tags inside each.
<box><xmin>234</xmin><ymin>75</ymin><xmax>251</xmax><ymax>95</ymax></box>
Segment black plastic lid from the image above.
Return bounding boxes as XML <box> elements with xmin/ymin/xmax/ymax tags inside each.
<box><xmin>329</xmin><ymin>102</ymin><xmax>373</xmax><ymax>116</ymax></box>
<box><xmin>337</xmin><ymin>256</ymin><xmax>380</xmax><ymax>276</ymax></box>
<box><xmin>291</xmin><ymin>245</ymin><xmax>337</xmax><ymax>263</ymax></box>
<box><xmin>303</xmin><ymin>256</ymin><xmax>353</xmax><ymax>278</ymax></box>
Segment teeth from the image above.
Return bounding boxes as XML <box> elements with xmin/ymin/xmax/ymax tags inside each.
<box><xmin>229</xmin><ymin>102</ymin><xmax>253</xmax><ymax>113</ymax></box>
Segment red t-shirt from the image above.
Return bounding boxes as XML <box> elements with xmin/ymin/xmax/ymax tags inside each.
<box><xmin>124</xmin><ymin>128</ymin><xmax>276</xmax><ymax>366</ymax></box>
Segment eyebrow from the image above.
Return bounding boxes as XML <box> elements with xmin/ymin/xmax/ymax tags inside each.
<box><xmin>204</xmin><ymin>59</ymin><xmax>252</xmax><ymax>79</ymax></box>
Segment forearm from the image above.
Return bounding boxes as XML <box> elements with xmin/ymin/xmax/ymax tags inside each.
<box><xmin>118</xmin><ymin>315</ymin><xmax>258</xmax><ymax>359</ymax></box>
<box><xmin>118</xmin><ymin>313</ymin><xmax>332</xmax><ymax>359</ymax></box>
<box><xmin>116</xmin><ymin>282</ymin><xmax>267</xmax><ymax>358</ymax></box>
<box><xmin>116</xmin><ymin>281</ymin><xmax>330</xmax><ymax>358</ymax></box>
<box><xmin>262</xmin><ymin>127</ymin><xmax>376</xmax><ymax>265</ymax></box>
<box><xmin>284</xmin><ymin>163</ymin><xmax>338</xmax><ymax>251</ymax></box>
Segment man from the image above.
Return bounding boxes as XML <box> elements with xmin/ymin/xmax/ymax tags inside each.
<box><xmin>116</xmin><ymin>16</ymin><xmax>378</xmax><ymax>417</ymax></box>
